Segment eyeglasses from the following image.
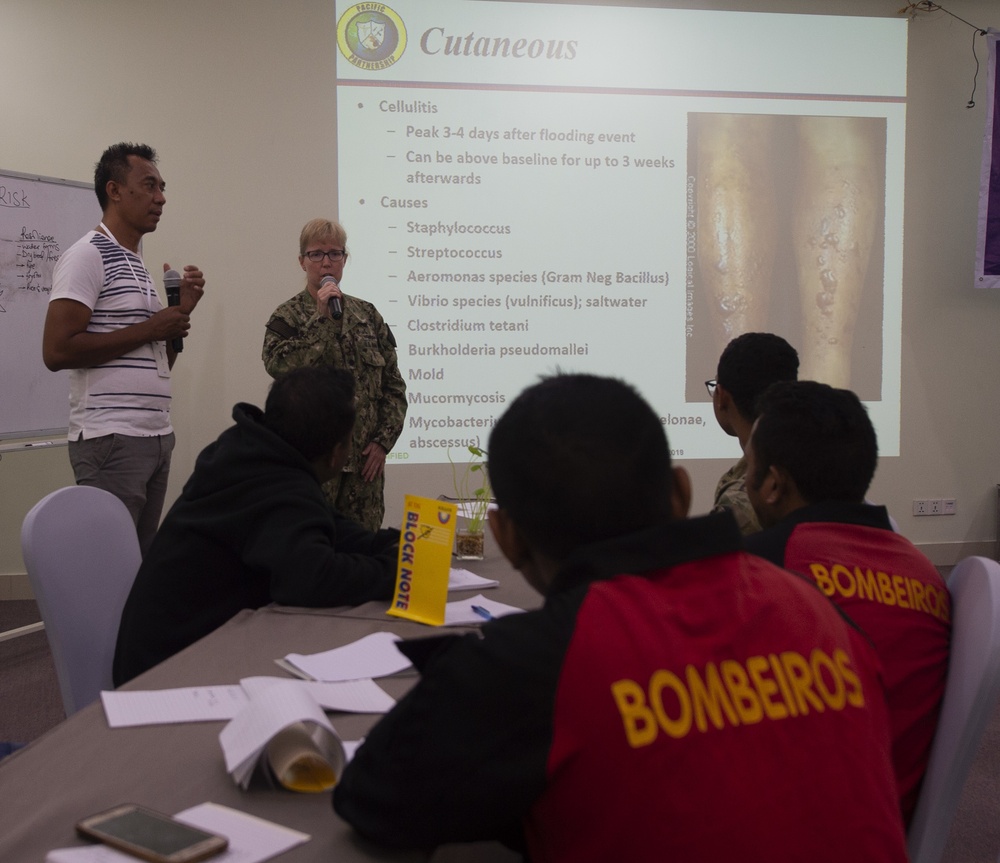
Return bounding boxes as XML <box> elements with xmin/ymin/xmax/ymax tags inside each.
<box><xmin>705</xmin><ymin>379</ymin><xmax>718</xmax><ymax>397</ymax></box>
<box><xmin>303</xmin><ymin>249</ymin><xmax>347</xmax><ymax>262</ymax></box>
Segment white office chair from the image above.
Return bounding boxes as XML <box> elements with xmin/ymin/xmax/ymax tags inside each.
<box><xmin>907</xmin><ymin>555</ymin><xmax>1000</xmax><ymax>863</ymax></box>
<box><xmin>20</xmin><ymin>485</ymin><xmax>142</xmax><ymax>716</ymax></box>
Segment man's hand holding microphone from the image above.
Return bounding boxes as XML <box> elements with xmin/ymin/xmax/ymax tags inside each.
<box><xmin>160</xmin><ymin>262</ymin><xmax>206</xmax><ymax>356</ymax></box>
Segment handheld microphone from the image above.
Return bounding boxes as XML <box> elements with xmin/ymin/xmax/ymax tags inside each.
<box><xmin>163</xmin><ymin>269</ymin><xmax>184</xmax><ymax>353</ymax></box>
<box><xmin>320</xmin><ymin>275</ymin><xmax>343</xmax><ymax>320</ymax></box>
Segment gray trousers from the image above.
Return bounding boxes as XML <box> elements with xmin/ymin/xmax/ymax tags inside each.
<box><xmin>68</xmin><ymin>432</ymin><xmax>175</xmax><ymax>557</ymax></box>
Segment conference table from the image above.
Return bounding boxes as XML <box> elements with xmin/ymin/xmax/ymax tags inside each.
<box><xmin>0</xmin><ymin>534</ymin><xmax>537</xmax><ymax>862</ymax></box>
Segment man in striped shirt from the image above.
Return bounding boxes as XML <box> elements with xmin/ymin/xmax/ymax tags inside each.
<box><xmin>43</xmin><ymin>143</ymin><xmax>205</xmax><ymax>555</ymax></box>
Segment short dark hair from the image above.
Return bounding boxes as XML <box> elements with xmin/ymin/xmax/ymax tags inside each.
<box><xmin>263</xmin><ymin>366</ymin><xmax>356</xmax><ymax>461</ymax></box>
<box><xmin>488</xmin><ymin>373</ymin><xmax>673</xmax><ymax>561</ymax></box>
<box><xmin>749</xmin><ymin>381</ymin><xmax>878</xmax><ymax>504</ymax></box>
<box><xmin>717</xmin><ymin>332</ymin><xmax>798</xmax><ymax>420</ymax></box>
<box><xmin>94</xmin><ymin>142</ymin><xmax>157</xmax><ymax>210</ymax></box>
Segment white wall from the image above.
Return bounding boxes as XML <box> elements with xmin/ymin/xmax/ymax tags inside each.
<box><xmin>1</xmin><ymin>0</ymin><xmax>998</xmax><ymax>596</ymax></box>
<box><xmin>876</xmin><ymin>0</ymin><xmax>1000</xmax><ymax>561</ymax></box>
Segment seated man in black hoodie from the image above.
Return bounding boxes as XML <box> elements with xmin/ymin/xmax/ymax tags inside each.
<box><xmin>113</xmin><ymin>366</ymin><xmax>400</xmax><ymax>685</ymax></box>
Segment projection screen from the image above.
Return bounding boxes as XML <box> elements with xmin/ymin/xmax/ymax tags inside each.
<box><xmin>333</xmin><ymin>0</ymin><xmax>907</xmax><ymax>463</ymax></box>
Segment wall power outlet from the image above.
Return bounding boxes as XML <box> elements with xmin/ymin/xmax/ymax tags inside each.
<box><xmin>912</xmin><ymin>499</ymin><xmax>956</xmax><ymax>516</ymax></box>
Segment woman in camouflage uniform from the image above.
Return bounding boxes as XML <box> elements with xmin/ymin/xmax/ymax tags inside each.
<box><xmin>263</xmin><ymin>219</ymin><xmax>406</xmax><ymax>530</ymax></box>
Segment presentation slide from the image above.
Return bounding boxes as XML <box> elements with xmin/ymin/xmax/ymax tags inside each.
<box><xmin>333</xmin><ymin>1</ymin><xmax>907</xmax><ymax>464</ymax></box>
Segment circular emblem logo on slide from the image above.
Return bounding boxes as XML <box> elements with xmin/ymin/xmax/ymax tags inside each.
<box><xmin>337</xmin><ymin>4</ymin><xmax>407</xmax><ymax>71</ymax></box>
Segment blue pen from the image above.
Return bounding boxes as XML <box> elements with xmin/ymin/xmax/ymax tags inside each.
<box><xmin>471</xmin><ymin>604</ymin><xmax>493</xmax><ymax>621</ymax></box>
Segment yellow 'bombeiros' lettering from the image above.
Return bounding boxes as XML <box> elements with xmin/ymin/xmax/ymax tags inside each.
<box><xmin>610</xmin><ymin>678</ymin><xmax>658</xmax><ymax>748</ymax></box>
<box><xmin>856</xmin><ymin>567</ymin><xmax>879</xmax><ymax>601</ymax></box>
<box><xmin>808</xmin><ymin>563</ymin><xmax>950</xmax><ymax>623</ymax></box>
<box><xmin>650</xmin><ymin>669</ymin><xmax>692</xmax><ymax>739</ymax></box>
<box><xmin>832</xmin><ymin>564</ymin><xmax>856</xmax><ymax>598</ymax></box>
<box><xmin>611</xmin><ymin>648</ymin><xmax>866</xmax><ymax>747</ymax></box>
<box><xmin>746</xmin><ymin>654</ymin><xmax>788</xmax><ymax>720</ymax></box>
<box><xmin>810</xmin><ymin>648</ymin><xmax>846</xmax><ymax>709</ymax></box>
<box><xmin>834</xmin><ymin>648</ymin><xmax>864</xmax><ymax>707</ymax></box>
<box><xmin>720</xmin><ymin>659</ymin><xmax>764</xmax><ymax>725</ymax></box>
<box><xmin>687</xmin><ymin>662</ymin><xmax>737</xmax><ymax>733</ymax></box>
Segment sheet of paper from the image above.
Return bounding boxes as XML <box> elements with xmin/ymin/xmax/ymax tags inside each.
<box><xmin>343</xmin><ymin>739</ymin><xmax>363</xmax><ymax>762</ymax></box>
<box><xmin>46</xmin><ymin>802</ymin><xmax>309</xmax><ymax>863</ymax></box>
<box><xmin>219</xmin><ymin>680</ymin><xmax>340</xmax><ymax>788</ymax></box>
<box><xmin>240</xmin><ymin>676</ymin><xmax>395</xmax><ymax>713</ymax></box>
<box><xmin>101</xmin><ymin>676</ymin><xmax>394</xmax><ymax>729</ymax></box>
<box><xmin>448</xmin><ymin>567</ymin><xmax>500</xmax><ymax>591</ymax></box>
<box><xmin>174</xmin><ymin>802</ymin><xmax>309</xmax><ymax>863</ymax></box>
<box><xmin>101</xmin><ymin>685</ymin><xmax>249</xmax><ymax>727</ymax></box>
<box><xmin>280</xmin><ymin>630</ymin><xmax>412</xmax><ymax>682</ymax></box>
<box><xmin>444</xmin><ymin>594</ymin><xmax>526</xmax><ymax>626</ymax></box>
<box><xmin>47</xmin><ymin>846</ymin><xmax>134</xmax><ymax>863</ymax></box>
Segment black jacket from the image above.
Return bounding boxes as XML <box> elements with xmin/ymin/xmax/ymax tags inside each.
<box><xmin>113</xmin><ymin>403</ymin><xmax>399</xmax><ymax>685</ymax></box>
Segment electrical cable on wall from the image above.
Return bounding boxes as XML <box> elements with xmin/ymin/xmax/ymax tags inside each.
<box><xmin>899</xmin><ymin>2</ymin><xmax>990</xmax><ymax>107</ymax></box>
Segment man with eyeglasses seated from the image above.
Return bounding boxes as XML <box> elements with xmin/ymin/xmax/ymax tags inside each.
<box><xmin>709</xmin><ymin>332</ymin><xmax>798</xmax><ymax>535</ymax></box>
<box><xmin>263</xmin><ymin>218</ymin><xmax>406</xmax><ymax>532</ymax></box>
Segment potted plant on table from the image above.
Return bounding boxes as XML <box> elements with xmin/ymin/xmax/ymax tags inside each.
<box><xmin>449</xmin><ymin>445</ymin><xmax>492</xmax><ymax>559</ymax></box>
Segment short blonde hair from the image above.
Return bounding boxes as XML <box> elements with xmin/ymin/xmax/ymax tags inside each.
<box><xmin>299</xmin><ymin>218</ymin><xmax>348</xmax><ymax>256</ymax></box>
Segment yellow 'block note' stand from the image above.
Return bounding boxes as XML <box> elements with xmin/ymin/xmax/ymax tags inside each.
<box><xmin>387</xmin><ymin>494</ymin><xmax>458</xmax><ymax>626</ymax></box>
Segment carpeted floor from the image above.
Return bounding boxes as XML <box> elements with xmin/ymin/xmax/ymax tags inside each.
<box><xmin>0</xmin><ymin>600</ymin><xmax>65</xmax><ymax>744</ymax></box>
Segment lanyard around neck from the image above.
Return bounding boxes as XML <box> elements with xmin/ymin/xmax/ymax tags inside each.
<box><xmin>99</xmin><ymin>222</ymin><xmax>154</xmax><ymax>312</ymax></box>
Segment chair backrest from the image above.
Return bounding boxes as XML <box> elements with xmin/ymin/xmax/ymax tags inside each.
<box><xmin>907</xmin><ymin>555</ymin><xmax>1000</xmax><ymax>862</ymax></box>
<box><xmin>20</xmin><ymin>485</ymin><xmax>142</xmax><ymax>716</ymax></box>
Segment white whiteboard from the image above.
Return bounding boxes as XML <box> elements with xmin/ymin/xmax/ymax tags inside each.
<box><xmin>0</xmin><ymin>169</ymin><xmax>100</xmax><ymax>439</ymax></box>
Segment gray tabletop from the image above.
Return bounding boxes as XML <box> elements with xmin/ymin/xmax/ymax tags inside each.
<box><xmin>0</xmin><ymin>537</ymin><xmax>536</xmax><ymax>863</ymax></box>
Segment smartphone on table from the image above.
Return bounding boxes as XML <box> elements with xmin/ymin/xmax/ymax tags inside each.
<box><xmin>76</xmin><ymin>803</ymin><xmax>228</xmax><ymax>863</ymax></box>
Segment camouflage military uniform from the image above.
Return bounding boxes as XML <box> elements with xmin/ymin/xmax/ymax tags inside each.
<box><xmin>712</xmin><ymin>455</ymin><xmax>762</xmax><ymax>536</ymax></box>
<box><xmin>263</xmin><ymin>288</ymin><xmax>406</xmax><ymax>531</ymax></box>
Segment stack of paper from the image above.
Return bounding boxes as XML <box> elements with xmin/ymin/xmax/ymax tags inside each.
<box><xmin>448</xmin><ymin>568</ymin><xmax>500</xmax><ymax>591</ymax></box>
<box><xmin>277</xmin><ymin>630</ymin><xmax>413</xmax><ymax>681</ymax></box>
